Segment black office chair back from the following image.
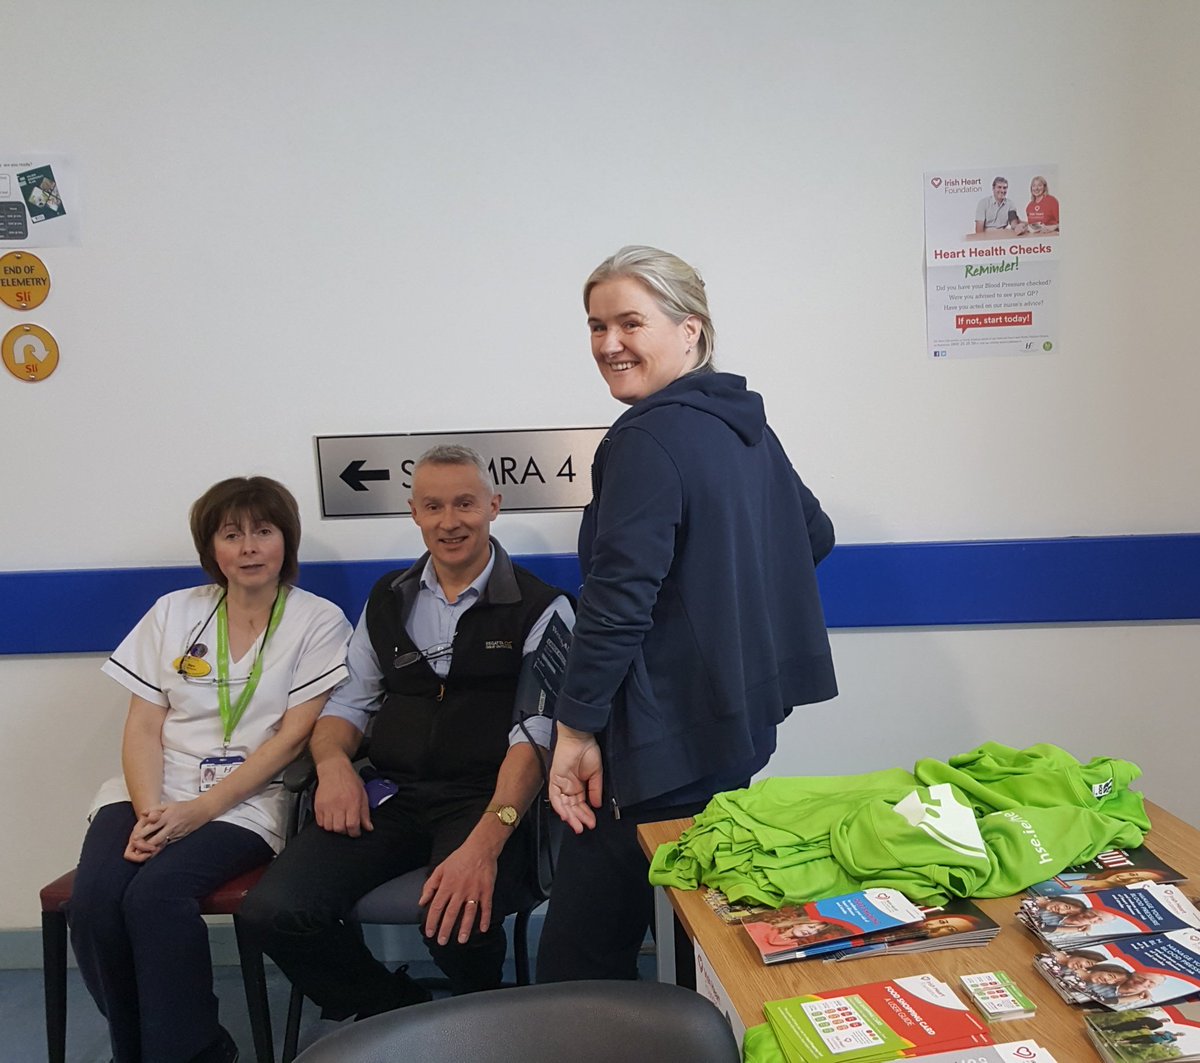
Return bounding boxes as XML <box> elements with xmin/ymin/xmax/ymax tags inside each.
<box><xmin>291</xmin><ymin>980</ymin><xmax>741</xmax><ymax>1063</ymax></box>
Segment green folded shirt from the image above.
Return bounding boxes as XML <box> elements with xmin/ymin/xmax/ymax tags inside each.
<box><xmin>648</xmin><ymin>742</ymin><xmax>1147</xmax><ymax>906</ymax></box>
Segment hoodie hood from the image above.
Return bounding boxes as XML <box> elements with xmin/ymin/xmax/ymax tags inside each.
<box><xmin>612</xmin><ymin>371</ymin><xmax>765</xmax><ymax>446</ymax></box>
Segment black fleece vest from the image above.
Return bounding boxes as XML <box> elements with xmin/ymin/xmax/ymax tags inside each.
<box><xmin>363</xmin><ymin>548</ymin><xmax>560</xmax><ymax>801</ymax></box>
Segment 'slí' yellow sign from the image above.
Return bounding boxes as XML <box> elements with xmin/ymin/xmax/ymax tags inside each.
<box><xmin>2</xmin><ymin>323</ymin><xmax>59</xmax><ymax>382</ymax></box>
<box><xmin>0</xmin><ymin>251</ymin><xmax>51</xmax><ymax>310</ymax></box>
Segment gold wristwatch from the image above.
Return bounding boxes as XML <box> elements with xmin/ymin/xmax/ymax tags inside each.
<box><xmin>484</xmin><ymin>804</ymin><xmax>520</xmax><ymax>827</ymax></box>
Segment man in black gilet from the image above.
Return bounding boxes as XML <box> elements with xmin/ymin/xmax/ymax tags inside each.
<box><xmin>244</xmin><ymin>445</ymin><xmax>572</xmax><ymax>1017</ymax></box>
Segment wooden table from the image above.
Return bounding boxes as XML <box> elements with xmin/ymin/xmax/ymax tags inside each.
<box><xmin>638</xmin><ymin>800</ymin><xmax>1199</xmax><ymax>1060</ymax></box>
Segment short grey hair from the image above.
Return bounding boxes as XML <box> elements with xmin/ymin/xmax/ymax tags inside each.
<box><xmin>584</xmin><ymin>245</ymin><xmax>717</xmax><ymax>371</ymax></box>
<box><xmin>413</xmin><ymin>444</ymin><xmax>494</xmax><ymax>493</ymax></box>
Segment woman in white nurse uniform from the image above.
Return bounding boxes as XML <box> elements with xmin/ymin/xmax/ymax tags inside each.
<box><xmin>68</xmin><ymin>477</ymin><xmax>351</xmax><ymax>1063</ymax></box>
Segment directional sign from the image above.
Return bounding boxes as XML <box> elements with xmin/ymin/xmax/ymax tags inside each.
<box><xmin>316</xmin><ymin>428</ymin><xmax>608</xmax><ymax>518</ymax></box>
<box><xmin>2</xmin><ymin>323</ymin><xmax>58</xmax><ymax>382</ymax></box>
<box><xmin>340</xmin><ymin>459</ymin><xmax>390</xmax><ymax>492</ymax></box>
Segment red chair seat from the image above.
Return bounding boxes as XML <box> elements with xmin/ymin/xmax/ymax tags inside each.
<box><xmin>201</xmin><ymin>864</ymin><xmax>270</xmax><ymax>913</ymax></box>
<box><xmin>40</xmin><ymin>863</ymin><xmax>269</xmax><ymax>916</ymax></box>
<box><xmin>39</xmin><ymin>871</ymin><xmax>77</xmax><ymax>914</ymax></box>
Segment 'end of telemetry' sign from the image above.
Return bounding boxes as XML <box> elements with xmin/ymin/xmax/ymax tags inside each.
<box><xmin>315</xmin><ymin>428</ymin><xmax>607</xmax><ymax>518</ymax></box>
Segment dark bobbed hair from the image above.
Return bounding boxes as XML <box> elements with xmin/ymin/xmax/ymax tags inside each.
<box><xmin>189</xmin><ymin>476</ymin><xmax>301</xmax><ymax>587</ymax></box>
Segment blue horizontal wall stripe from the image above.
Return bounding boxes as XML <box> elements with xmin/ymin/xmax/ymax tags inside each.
<box><xmin>1</xmin><ymin>535</ymin><xmax>1197</xmax><ymax>655</ymax></box>
<box><xmin>818</xmin><ymin>535</ymin><xmax>1200</xmax><ymax>628</ymax></box>
<box><xmin>0</xmin><ymin>555</ymin><xmax>583</xmax><ymax>657</ymax></box>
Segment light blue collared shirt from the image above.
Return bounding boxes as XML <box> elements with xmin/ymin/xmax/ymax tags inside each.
<box><xmin>975</xmin><ymin>193</ymin><xmax>1022</xmax><ymax>229</ymax></box>
<box><xmin>322</xmin><ymin>547</ymin><xmax>573</xmax><ymax>748</ymax></box>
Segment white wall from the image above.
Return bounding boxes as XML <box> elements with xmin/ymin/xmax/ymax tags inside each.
<box><xmin>2</xmin><ymin>0</ymin><xmax>1199</xmax><ymax>929</ymax></box>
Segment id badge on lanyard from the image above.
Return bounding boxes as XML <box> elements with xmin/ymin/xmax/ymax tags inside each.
<box><xmin>199</xmin><ymin>755</ymin><xmax>245</xmax><ymax>792</ymax></box>
<box><xmin>201</xmin><ymin>586</ymin><xmax>287</xmax><ymax>793</ymax></box>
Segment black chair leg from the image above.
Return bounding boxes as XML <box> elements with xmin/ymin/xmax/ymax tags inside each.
<box><xmin>513</xmin><ymin>908</ymin><xmax>532</xmax><ymax>985</ymax></box>
<box><xmin>42</xmin><ymin>910</ymin><xmax>68</xmax><ymax>1063</ymax></box>
<box><xmin>233</xmin><ymin>916</ymin><xmax>275</xmax><ymax>1063</ymax></box>
<box><xmin>282</xmin><ymin>982</ymin><xmax>305</xmax><ymax>1063</ymax></box>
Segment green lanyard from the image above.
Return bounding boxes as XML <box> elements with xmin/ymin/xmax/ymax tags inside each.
<box><xmin>216</xmin><ymin>585</ymin><xmax>288</xmax><ymax>748</ymax></box>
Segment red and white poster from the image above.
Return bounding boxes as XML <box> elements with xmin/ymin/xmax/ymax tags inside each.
<box><xmin>924</xmin><ymin>164</ymin><xmax>1060</xmax><ymax>359</ymax></box>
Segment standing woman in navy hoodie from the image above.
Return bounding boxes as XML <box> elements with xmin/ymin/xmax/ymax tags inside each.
<box><xmin>536</xmin><ymin>245</ymin><xmax>838</xmax><ymax>981</ymax></box>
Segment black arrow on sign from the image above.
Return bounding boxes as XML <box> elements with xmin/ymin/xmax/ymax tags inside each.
<box><xmin>340</xmin><ymin>460</ymin><xmax>391</xmax><ymax>492</ymax></box>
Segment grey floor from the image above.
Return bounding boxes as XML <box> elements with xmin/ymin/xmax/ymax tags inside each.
<box><xmin>1</xmin><ymin>947</ymin><xmax>657</xmax><ymax>1062</ymax></box>
<box><xmin>1</xmin><ymin>958</ymin><xmax>367</xmax><ymax>1063</ymax></box>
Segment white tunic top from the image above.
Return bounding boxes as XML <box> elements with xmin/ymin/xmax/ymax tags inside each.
<box><xmin>94</xmin><ymin>584</ymin><xmax>351</xmax><ymax>851</ymax></box>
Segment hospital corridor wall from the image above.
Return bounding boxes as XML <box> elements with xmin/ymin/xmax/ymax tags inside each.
<box><xmin>1</xmin><ymin>0</ymin><xmax>1198</xmax><ymax>942</ymax></box>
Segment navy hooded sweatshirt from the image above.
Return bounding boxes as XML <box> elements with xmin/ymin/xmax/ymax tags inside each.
<box><xmin>557</xmin><ymin>370</ymin><xmax>837</xmax><ymax>809</ymax></box>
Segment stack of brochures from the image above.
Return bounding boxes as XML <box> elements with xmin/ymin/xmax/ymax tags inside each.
<box><xmin>875</xmin><ymin>1045</ymin><xmax>1059</xmax><ymax>1063</ymax></box>
<box><xmin>711</xmin><ymin>885</ymin><xmax>1000</xmax><ymax>966</ymax></box>
<box><xmin>741</xmin><ymin>888</ymin><xmax>926</xmax><ymax>965</ymax></box>
<box><xmin>959</xmin><ymin>971</ymin><xmax>1038</xmax><ymax>1021</ymax></box>
<box><xmin>824</xmin><ymin>898</ymin><xmax>1001</xmax><ymax>962</ymax></box>
<box><xmin>703</xmin><ymin>886</ymin><xmax>775</xmax><ymax>924</ymax></box>
<box><xmin>1033</xmin><ymin>926</ymin><xmax>1200</xmax><ymax>1010</ymax></box>
<box><xmin>1018</xmin><ymin>883</ymin><xmax>1200</xmax><ymax>949</ymax></box>
<box><xmin>1025</xmin><ymin>845</ymin><xmax>1185</xmax><ymax>898</ymax></box>
<box><xmin>1086</xmin><ymin>1003</ymin><xmax>1200</xmax><ymax>1062</ymax></box>
<box><xmin>742</xmin><ymin>1026</ymin><xmax>1060</xmax><ymax>1063</ymax></box>
<box><xmin>761</xmin><ymin>973</ymin><xmax>994</xmax><ymax>1062</ymax></box>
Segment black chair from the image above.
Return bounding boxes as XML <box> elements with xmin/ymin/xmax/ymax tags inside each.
<box><xmin>291</xmin><ymin>980</ymin><xmax>741</xmax><ymax>1063</ymax></box>
<box><xmin>278</xmin><ymin>750</ymin><xmax>559</xmax><ymax>1062</ymax></box>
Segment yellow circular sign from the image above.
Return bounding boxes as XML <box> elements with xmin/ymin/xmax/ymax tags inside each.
<box><xmin>0</xmin><ymin>251</ymin><xmax>51</xmax><ymax>310</ymax></box>
<box><xmin>2</xmin><ymin>323</ymin><xmax>59</xmax><ymax>382</ymax></box>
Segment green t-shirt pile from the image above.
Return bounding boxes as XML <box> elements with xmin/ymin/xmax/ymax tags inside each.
<box><xmin>649</xmin><ymin>742</ymin><xmax>1148</xmax><ymax>907</ymax></box>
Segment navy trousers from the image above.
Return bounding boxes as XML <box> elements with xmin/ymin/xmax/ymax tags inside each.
<box><xmin>241</xmin><ymin>792</ymin><xmax>531</xmax><ymax>1018</ymax></box>
<box><xmin>67</xmin><ymin>802</ymin><xmax>272</xmax><ymax>1063</ymax></box>
<box><xmin>535</xmin><ymin>797</ymin><xmax>709</xmax><ymax>983</ymax></box>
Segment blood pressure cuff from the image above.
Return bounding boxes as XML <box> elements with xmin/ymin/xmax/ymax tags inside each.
<box><xmin>511</xmin><ymin>611</ymin><xmax>571</xmax><ymax>726</ymax></box>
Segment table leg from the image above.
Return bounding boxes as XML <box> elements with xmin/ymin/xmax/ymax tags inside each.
<box><xmin>653</xmin><ymin>885</ymin><xmax>676</xmax><ymax>983</ymax></box>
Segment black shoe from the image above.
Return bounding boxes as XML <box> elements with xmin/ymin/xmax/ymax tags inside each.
<box><xmin>355</xmin><ymin>964</ymin><xmax>433</xmax><ymax>1020</ymax></box>
<box><xmin>187</xmin><ymin>1026</ymin><xmax>239</xmax><ymax>1063</ymax></box>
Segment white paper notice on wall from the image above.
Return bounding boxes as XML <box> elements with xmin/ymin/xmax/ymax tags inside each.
<box><xmin>924</xmin><ymin>163</ymin><xmax>1060</xmax><ymax>359</ymax></box>
<box><xmin>0</xmin><ymin>153</ymin><xmax>82</xmax><ymax>248</ymax></box>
